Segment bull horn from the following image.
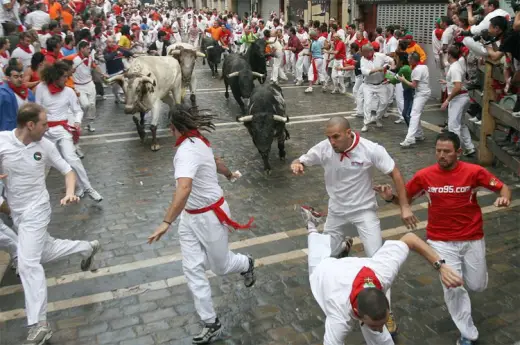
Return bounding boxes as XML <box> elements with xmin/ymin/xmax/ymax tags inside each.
<box><xmin>141</xmin><ymin>75</ymin><xmax>156</xmax><ymax>87</ymax></box>
<box><xmin>106</xmin><ymin>74</ymin><xmax>124</xmax><ymax>84</ymax></box>
<box><xmin>169</xmin><ymin>49</ymin><xmax>181</xmax><ymax>56</ymax></box>
<box><xmin>227</xmin><ymin>71</ymin><xmax>240</xmax><ymax>78</ymax></box>
<box><xmin>273</xmin><ymin>115</ymin><xmax>288</xmax><ymax>123</ymax></box>
<box><xmin>237</xmin><ymin>115</ymin><xmax>253</xmax><ymax>122</ymax></box>
<box><xmin>206</xmin><ymin>45</ymin><xmax>214</xmax><ymax>49</ymax></box>
<box><xmin>252</xmin><ymin>72</ymin><xmax>265</xmax><ymax>78</ymax></box>
<box><xmin>196</xmin><ymin>51</ymin><xmax>206</xmax><ymax>57</ymax></box>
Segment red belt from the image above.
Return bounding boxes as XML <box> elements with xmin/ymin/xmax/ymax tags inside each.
<box><xmin>185</xmin><ymin>197</ymin><xmax>254</xmax><ymax>230</ymax></box>
<box><xmin>48</xmin><ymin>120</ymin><xmax>81</xmax><ymax>144</ymax></box>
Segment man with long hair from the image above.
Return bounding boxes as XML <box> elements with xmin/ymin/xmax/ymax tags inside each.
<box><xmin>148</xmin><ymin>105</ymin><xmax>255</xmax><ymax>345</ymax></box>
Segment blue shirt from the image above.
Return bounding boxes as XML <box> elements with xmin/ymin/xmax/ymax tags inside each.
<box><xmin>61</xmin><ymin>46</ymin><xmax>77</xmax><ymax>57</ymax></box>
<box><xmin>310</xmin><ymin>39</ymin><xmax>323</xmax><ymax>59</ymax></box>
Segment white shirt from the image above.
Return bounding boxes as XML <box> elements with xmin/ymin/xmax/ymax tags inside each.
<box><xmin>411</xmin><ymin>65</ymin><xmax>431</xmax><ymax>96</ymax></box>
<box><xmin>446</xmin><ymin>59</ymin><xmax>466</xmax><ymax>95</ymax></box>
<box><xmin>383</xmin><ymin>36</ymin><xmax>397</xmax><ymax>55</ymax></box>
<box><xmin>470</xmin><ymin>9</ymin><xmax>510</xmax><ymax>35</ymax></box>
<box><xmin>35</xmin><ymin>83</ymin><xmax>83</xmax><ymax>123</ymax></box>
<box><xmin>0</xmin><ymin>129</ymin><xmax>71</xmax><ymax>215</ymax></box>
<box><xmin>361</xmin><ymin>52</ymin><xmax>394</xmax><ymax>85</ymax></box>
<box><xmin>174</xmin><ymin>137</ymin><xmax>223</xmax><ymax>209</ymax></box>
<box><xmin>298</xmin><ymin>135</ymin><xmax>395</xmax><ymax>215</ymax></box>
<box><xmin>24</xmin><ymin>10</ymin><xmax>50</xmax><ymax>30</ymax></box>
<box><xmin>432</xmin><ymin>30</ymin><xmax>442</xmax><ymax>61</ymax></box>
<box><xmin>11</xmin><ymin>45</ymin><xmax>35</xmax><ymax>68</ymax></box>
<box><xmin>296</xmin><ymin>31</ymin><xmax>309</xmax><ymax>48</ymax></box>
<box><xmin>310</xmin><ymin>239</ymin><xmax>409</xmax><ymax>345</ymax></box>
<box><xmin>0</xmin><ymin>50</ymin><xmax>10</xmax><ymax>69</ymax></box>
<box><xmin>441</xmin><ymin>24</ymin><xmax>457</xmax><ymax>47</ymax></box>
<box><xmin>72</xmin><ymin>55</ymin><xmax>94</xmax><ymax>85</ymax></box>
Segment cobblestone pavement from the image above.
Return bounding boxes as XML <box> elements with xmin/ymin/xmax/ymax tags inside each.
<box><xmin>1</xmin><ymin>60</ymin><xmax>520</xmax><ymax>345</ymax></box>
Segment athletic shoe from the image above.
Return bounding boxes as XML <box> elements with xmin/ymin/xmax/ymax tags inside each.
<box><xmin>85</xmin><ymin>188</ymin><xmax>103</xmax><ymax>202</ymax></box>
<box><xmin>81</xmin><ymin>240</ymin><xmax>100</xmax><ymax>272</ymax></box>
<box><xmin>456</xmin><ymin>337</ymin><xmax>475</xmax><ymax>345</ymax></box>
<box><xmin>361</xmin><ymin>125</ymin><xmax>368</xmax><ymax>132</ymax></box>
<box><xmin>386</xmin><ymin>312</ymin><xmax>398</xmax><ymax>337</ymax></box>
<box><xmin>192</xmin><ymin>318</ymin><xmax>222</xmax><ymax>344</ymax></box>
<box><xmin>415</xmin><ymin>136</ymin><xmax>425</xmax><ymax>142</ymax></box>
<box><xmin>76</xmin><ymin>145</ymin><xmax>85</xmax><ymax>159</ymax></box>
<box><xmin>87</xmin><ymin>124</ymin><xmax>96</xmax><ymax>132</ymax></box>
<box><xmin>400</xmin><ymin>139</ymin><xmax>415</xmax><ymax>148</ymax></box>
<box><xmin>304</xmin><ymin>87</ymin><xmax>313</xmax><ymax>93</ymax></box>
<box><xmin>241</xmin><ymin>255</ymin><xmax>256</xmax><ymax>288</ymax></box>
<box><xmin>463</xmin><ymin>149</ymin><xmax>476</xmax><ymax>157</ymax></box>
<box><xmin>375</xmin><ymin>120</ymin><xmax>383</xmax><ymax>128</ymax></box>
<box><xmin>300</xmin><ymin>205</ymin><xmax>324</xmax><ymax>228</ymax></box>
<box><xmin>394</xmin><ymin>118</ymin><xmax>404</xmax><ymax>124</ymax></box>
<box><xmin>75</xmin><ymin>188</ymin><xmax>85</xmax><ymax>198</ymax></box>
<box><xmin>23</xmin><ymin>325</ymin><xmax>52</xmax><ymax>345</ymax></box>
<box><xmin>337</xmin><ymin>236</ymin><xmax>354</xmax><ymax>259</ymax></box>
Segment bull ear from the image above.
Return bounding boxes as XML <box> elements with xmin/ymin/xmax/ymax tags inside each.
<box><xmin>147</xmin><ymin>73</ymin><xmax>152</xmax><ymax>77</ymax></box>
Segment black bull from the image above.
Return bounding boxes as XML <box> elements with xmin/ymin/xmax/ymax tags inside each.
<box><xmin>201</xmin><ymin>37</ymin><xmax>222</xmax><ymax>78</ymax></box>
<box><xmin>237</xmin><ymin>83</ymin><xmax>290</xmax><ymax>174</ymax></box>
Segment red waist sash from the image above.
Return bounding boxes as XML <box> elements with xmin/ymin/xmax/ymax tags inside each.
<box><xmin>185</xmin><ymin>196</ymin><xmax>254</xmax><ymax>230</ymax></box>
<box><xmin>48</xmin><ymin>120</ymin><xmax>81</xmax><ymax>144</ymax></box>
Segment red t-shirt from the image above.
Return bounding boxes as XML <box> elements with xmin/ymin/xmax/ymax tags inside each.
<box><xmin>334</xmin><ymin>40</ymin><xmax>346</xmax><ymax>60</ymax></box>
<box><xmin>406</xmin><ymin>162</ymin><xmax>503</xmax><ymax>241</ymax></box>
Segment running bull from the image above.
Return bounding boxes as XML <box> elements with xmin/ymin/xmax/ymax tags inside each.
<box><xmin>222</xmin><ymin>53</ymin><xmax>264</xmax><ymax>114</ymax></box>
<box><xmin>107</xmin><ymin>56</ymin><xmax>183</xmax><ymax>151</ymax></box>
<box><xmin>201</xmin><ymin>37</ymin><xmax>223</xmax><ymax>78</ymax></box>
<box><xmin>237</xmin><ymin>83</ymin><xmax>290</xmax><ymax>174</ymax></box>
<box><xmin>167</xmin><ymin>43</ymin><xmax>205</xmax><ymax>103</ymax></box>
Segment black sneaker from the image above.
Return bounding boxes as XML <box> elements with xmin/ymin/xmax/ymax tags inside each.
<box><xmin>241</xmin><ymin>255</ymin><xmax>256</xmax><ymax>287</ymax></box>
<box><xmin>192</xmin><ymin>318</ymin><xmax>222</xmax><ymax>344</ymax></box>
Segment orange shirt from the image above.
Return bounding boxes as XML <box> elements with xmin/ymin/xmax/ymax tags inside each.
<box><xmin>48</xmin><ymin>2</ymin><xmax>62</xmax><ymax>20</ymax></box>
<box><xmin>206</xmin><ymin>27</ymin><xmax>223</xmax><ymax>41</ymax></box>
<box><xmin>61</xmin><ymin>10</ymin><xmax>73</xmax><ymax>28</ymax></box>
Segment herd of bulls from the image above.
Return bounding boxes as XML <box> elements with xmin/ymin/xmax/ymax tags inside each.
<box><xmin>107</xmin><ymin>39</ymin><xmax>290</xmax><ymax>174</ymax></box>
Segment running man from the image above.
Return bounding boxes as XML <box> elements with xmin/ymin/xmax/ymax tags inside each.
<box><xmin>374</xmin><ymin>131</ymin><xmax>512</xmax><ymax>345</ymax></box>
<box><xmin>148</xmin><ymin>105</ymin><xmax>255</xmax><ymax>345</ymax></box>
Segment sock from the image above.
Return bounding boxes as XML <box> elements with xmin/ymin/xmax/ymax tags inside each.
<box><xmin>307</xmin><ymin>221</ymin><xmax>317</xmax><ymax>234</ymax></box>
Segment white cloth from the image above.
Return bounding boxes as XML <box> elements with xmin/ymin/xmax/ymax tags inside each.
<box><xmin>0</xmin><ymin>218</ymin><xmax>18</xmax><ymax>257</ymax></box>
<box><xmin>383</xmin><ymin>36</ymin><xmax>397</xmax><ymax>55</ymax></box>
<box><xmin>309</xmin><ymin>233</ymin><xmax>409</xmax><ymax>345</ymax></box>
<box><xmin>446</xmin><ymin>59</ymin><xmax>467</xmax><ymax>95</ymax></box>
<box><xmin>11</xmin><ymin>45</ymin><xmax>35</xmax><ymax>69</ymax></box>
<box><xmin>23</xmin><ymin>10</ymin><xmax>50</xmax><ymax>30</ymax></box>
<box><xmin>308</xmin><ymin>58</ymin><xmax>326</xmax><ymax>84</ymax></box>
<box><xmin>363</xmin><ymin>83</ymin><xmax>389</xmax><ymax>124</ymax></box>
<box><xmin>295</xmin><ymin>50</ymin><xmax>310</xmax><ymax>81</ymax></box>
<box><xmin>353</xmin><ymin>75</ymin><xmax>364</xmax><ymax>115</ymax></box>
<box><xmin>72</xmin><ymin>55</ymin><xmax>94</xmax><ymax>85</ymax></box>
<box><xmin>470</xmin><ymin>9</ymin><xmax>510</xmax><ymax>35</ymax></box>
<box><xmin>428</xmin><ymin>239</ymin><xmax>487</xmax><ymax>341</ymax></box>
<box><xmin>361</xmin><ymin>53</ymin><xmax>393</xmax><ymax>85</ymax></box>
<box><xmin>35</xmin><ymin>84</ymin><xmax>83</xmax><ymax>124</ymax></box>
<box><xmin>448</xmin><ymin>94</ymin><xmax>475</xmax><ymax>151</ymax></box>
<box><xmin>75</xmin><ymin>82</ymin><xmax>97</xmax><ymax>122</ymax></box>
<box><xmin>331</xmin><ymin>59</ymin><xmax>345</xmax><ymax>93</ymax></box>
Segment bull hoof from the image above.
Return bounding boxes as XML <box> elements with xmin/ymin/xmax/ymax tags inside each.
<box><xmin>225</xmin><ymin>91</ymin><xmax>229</xmax><ymax>99</ymax></box>
<box><xmin>151</xmin><ymin>144</ymin><xmax>161</xmax><ymax>152</ymax></box>
<box><xmin>203</xmin><ymin>60</ymin><xmax>206</xmax><ymax>65</ymax></box>
<box><xmin>264</xmin><ymin>169</ymin><xmax>272</xmax><ymax>176</ymax></box>
<box><xmin>280</xmin><ymin>156</ymin><xmax>286</xmax><ymax>162</ymax></box>
<box><xmin>190</xmin><ymin>94</ymin><xmax>196</xmax><ymax>103</ymax></box>
<box><xmin>212</xmin><ymin>75</ymin><xmax>216</xmax><ymax>79</ymax></box>
<box><xmin>133</xmin><ymin>116</ymin><xmax>146</xmax><ymax>142</ymax></box>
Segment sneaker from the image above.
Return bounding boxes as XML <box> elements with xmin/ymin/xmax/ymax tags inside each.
<box><xmin>468</xmin><ymin>116</ymin><xmax>479</xmax><ymax>123</ymax></box>
<box><xmin>300</xmin><ymin>205</ymin><xmax>324</xmax><ymax>228</ymax></box>
<box><xmin>23</xmin><ymin>325</ymin><xmax>52</xmax><ymax>345</ymax></box>
<box><xmin>75</xmin><ymin>188</ymin><xmax>85</xmax><ymax>198</ymax></box>
<box><xmin>415</xmin><ymin>136</ymin><xmax>426</xmax><ymax>142</ymax></box>
<box><xmin>240</xmin><ymin>255</ymin><xmax>256</xmax><ymax>287</ymax></box>
<box><xmin>81</xmin><ymin>240</ymin><xmax>100</xmax><ymax>271</ymax></box>
<box><xmin>386</xmin><ymin>312</ymin><xmax>398</xmax><ymax>337</ymax></box>
<box><xmin>10</xmin><ymin>256</ymin><xmax>18</xmax><ymax>275</ymax></box>
<box><xmin>331</xmin><ymin>89</ymin><xmax>338</xmax><ymax>94</ymax></box>
<box><xmin>192</xmin><ymin>318</ymin><xmax>222</xmax><ymax>344</ymax></box>
<box><xmin>295</xmin><ymin>80</ymin><xmax>303</xmax><ymax>86</ymax></box>
<box><xmin>456</xmin><ymin>337</ymin><xmax>476</xmax><ymax>345</ymax></box>
<box><xmin>400</xmin><ymin>139</ymin><xmax>415</xmax><ymax>147</ymax></box>
<box><xmin>337</xmin><ymin>236</ymin><xmax>354</xmax><ymax>259</ymax></box>
<box><xmin>361</xmin><ymin>125</ymin><xmax>368</xmax><ymax>132</ymax></box>
<box><xmin>463</xmin><ymin>148</ymin><xmax>476</xmax><ymax>156</ymax></box>
<box><xmin>85</xmin><ymin>188</ymin><xmax>103</xmax><ymax>202</ymax></box>
<box><xmin>394</xmin><ymin>118</ymin><xmax>404</xmax><ymax>124</ymax></box>
<box><xmin>304</xmin><ymin>87</ymin><xmax>313</xmax><ymax>93</ymax></box>
<box><xmin>76</xmin><ymin>145</ymin><xmax>85</xmax><ymax>159</ymax></box>
<box><xmin>375</xmin><ymin>120</ymin><xmax>383</xmax><ymax>128</ymax></box>
<box><xmin>87</xmin><ymin>124</ymin><xmax>96</xmax><ymax>132</ymax></box>
<box><xmin>474</xmin><ymin>120</ymin><xmax>481</xmax><ymax>125</ymax></box>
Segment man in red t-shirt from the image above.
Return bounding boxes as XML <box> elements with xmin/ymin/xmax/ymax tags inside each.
<box><xmin>330</xmin><ymin>34</ymin><xmax>346</xmax><ymax>94</ymax></box>
<box><xmin>375</xmin><ymin>131</ymin><xmax>511</xmax><ymax>345</ymax></box>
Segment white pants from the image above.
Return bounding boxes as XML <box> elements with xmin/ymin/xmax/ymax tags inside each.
<box><xmin>284</xmin><ymin>50</ymin><xmax>295</xmax><ymax>73</ymax></box>
<box><xmin>363</xmin><ymin>83</ymin><xmax>389</xmax><ymax>125</ymax></box>
<box><xmin>45</xmin><ymin>127</ymin><xmax>93</xmax><ymax>190</ymax></box>
<box><xmin>14</xmin><ymin>205</ymin><xmax>92</xmax><ymax>325</ymax></box>
<box><xmin>428</xmin><ymin>239</ymin><xmax>487</xmax><ymax>341</ymax></box>
<box><xmin>178</xmin><ymin>201</ymin><xmax>249</xmax><ymax>323</ymax></box>
<box><xmin>0</xmin><ymin>218</ymin><xmax>18</xmax><ymax>258</ymax></box>
<box><xmin>76</xmin><ymin>82</ymin><xmax>97</xmax><ymax>122</ymax></box>
<box><xmin>331</xmin><ymin>59</ymin><xmax>346</xmax><ymax>93</ymax></box>
<box><xmin>448</xmin><ymin>94</ymin><xmax>475</xmax><ymax>151</ymax></box>
<box><xmin>404</xmin><ymin>92</ymin><xmax>430</xmax><ymax>141</ymax></box>
<box><xmin>295</xmin><ymin>50</ymin><xmax>310</xmax><ymax>81</ymax></box>
<box><xmin>353</xmin><ymin>75</ymin><xmax>364</xmax><ymax>115</ymax></box>
<box><xmin>308</xmin><ymin>58</ymin><xmax>326</xmax><ymax>84</ymax></box>
<box><xmin>270</xmin><ymin>51</ymin><xmax>287</xmax><ymax>82</ymax></box>
<box><xmin>395</xmin><ymin>83</ymin><xmax>404</xmax><ymax>116</ymax></box>
<box><xmin>308</xmin><ymin>232</ymin><xmax>394</xmax><ymax>345</ymax></box>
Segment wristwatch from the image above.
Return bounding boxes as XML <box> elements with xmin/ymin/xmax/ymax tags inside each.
<box><xmin>433</xmin><ymin>259</ymin><xmax>446</xmax><ymax>270</ymax></box>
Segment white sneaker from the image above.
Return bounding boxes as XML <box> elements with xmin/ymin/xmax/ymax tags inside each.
<box><xmin>468</xmin><ymin>117</ymin><xmax>479</xmax><ymax>122</ymax></box>
<box><xmin>295</xmin><ymin>80</ymin><xmax>303</xmax><ymax>86</ymax></box>
<box><xmin>87</xmin><ymin>124</ymin><xmax>96</xmax><ymax>132</ymax></box>
<box><xmin>304</xmin><ymin>87</ymin><xmax>313</xmax><ymax>93</ymax></box>
<box><xmin>300</xmin><ymin>206</ymin><xmax>324</xmax><ymax>228</ymax></box>
<box><xmin>375</xmin><ymin>120</ymin><xmax>383</xmax><ymax>128</ymax></box>
<box><xmin>23</xmin><ymin>325</ymin><xmax>52</xmax><ymax>345</ymax></box>
<box><xmin>331</xmin><ymin>89</ymin><xmax>338</xmax><ymax>94</ymax></box>
<box><xmin>76</xmin><ymin>188</ymin><xmax>85</xmax><ymax>198</ymax></box>
<box><xmin>463</xmin><ymin>148</ymin><xmax>476</xmax><ymax>156</ymax></box>
<box><xmin>400</xmin><ymin>139</ymin><xmax>416</xmax><ymax>147</ymax></box>
<box><xmin>394</xmin><ymin>118</ymin><xmax>404</xmax><ymax>124</ymax></box>
<box><xmin>415</xmin><ymin>136</ymin><xmax>426</xmax><ymax>142</ymax></box>
<box><xmin>474</xmin><ymin>120</ymin><xmax>481</xmax><ymax>125</ymax></box>
<box><xmin>361</xmin><ymin>125</ymin><xmax>368</xmax><ymax>132</ymax></box>
<box><xmin>81</xmin><ymin>240</ymin><xmax>100</xmax><ymax>271</ymax></box>
<box><xmin>85</xmin><ymin>188</ymin><xmax>103</xmax><ymax>202</ymax></box>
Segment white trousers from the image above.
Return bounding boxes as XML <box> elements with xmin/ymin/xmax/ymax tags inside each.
<box><xmin>270</xmin><ymin>51</ymin><xmax>287</xmax><ymax>82</ymax></box>
<box><xmin>14</xmin><ymin>205</ymin><xmax>92</xmax><ymax>325</ymax></box>
<box><xmin>395</xmin><ymin>82</ymin><xmax>404</xmax><ymax>117</ymax></box>
<box><xmin>308</xmin><ymin>58</ymin><xmax>326</xmax><ymax>84</ymax></box>
<box><xmin>363</xmin><ymin>83</ymin><xmax>389</xmax><ymax>125</ymax></box>
<box><xmin>0</xmin><ymin>218</ymin><xmax>18</xmax><ymax>257</ymax></box>
<box><xmin>448</xmin><ymin>94</ymin><xmax>475</xmax><ymax>151</ymax></box>
<box><xmin>178</xmin><ymin>201</ymin><xmax>249</xmax><ymax>323</ymax></box>
<box><xmin>331</xmin><ymin>59</ymin><xmax>346</xmax><ymax>93</ymax></box>
<box><xmin>76</xmin><ymin>82</ymin><xmax>97</xmax><ymax>122</ymax></box>
<box><xmin>353</xmin><ymin>75</ymin><xmax>364</xmax><ymax>115</ymax></box>
<box><xmin>45</xmin><ymin>127</ymin><xmax>93</xmax><ymax>190</ymax></box>
<box><xmin>404</xmin><ymin>92</ymin><xmax>430</xmax><ymax>141</ymax></box>
<box><xmin>295</xmin><ymin>50</ymin><xmax>310</xmax><ymax>81</ymax></box>
<box><xmin>308</xmin><ymin>232</ymin><xmax>394</xmax><ymax>345</ymax></box>
<box><xmin>284</xmin><ymin>50</ymin><xmax>295</xmax><ymax>73</ymax></box>
<box><xmin>428</xmin><ymin>239</ymin><xmax>487</xmax><ymax>341</ymax></box>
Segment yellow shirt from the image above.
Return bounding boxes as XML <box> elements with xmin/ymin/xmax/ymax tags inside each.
<box><xmin>118</xmin><ymin>35</ymin><xmax>132</xmax><ymax>49</ymax></box>
<box><xmin>405</xmin><ymin>43</ymin><xmax>427</xmax><ymax>63</ymax></box>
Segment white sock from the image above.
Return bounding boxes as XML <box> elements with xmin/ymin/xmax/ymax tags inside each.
<box><xmin>307</xmin><ymin>221</ymin><xmax>317</xmax><ymax>234</ymax></box>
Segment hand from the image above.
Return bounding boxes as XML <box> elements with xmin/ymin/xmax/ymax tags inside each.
<box><xmin>439</xmin><ymin>265</ymin><xmax>464</xmax><ymax>289</ymax></box>
<box><xmin>61</xmin><ymin>194</ymin><xmax>79</xmax><ymax>205</ymax></box>
<box><xmin>438</xmin><ymin>79</ymin><xmax>447</xmax><ymax>84</ymax></box>
<box><xmin>103</xmin><ymin>73</ymin><xmax>109</xmax><ymax>79</ymax></box>
<box><xmin>494</xmin><ymin>196</ymin><xmax>510</xmax><ymax>207</ymax></box>
<box><xmin>148</xmin><ymin>222</ymin><xmax>170</xmax><ymax>243</ymax></box>
<box><xmin>441</xmin><ymin>100</ymin><xmax>449</xmax><ymax>110</ymax></box>
<box><xmin>373</xmin><ymin>184</ymin><xmax>393</xmax><ymax>200</ymax></box>
<box><xmin>0</xmin><ymin>174</ymin><xmax>6</xmax><ymax>180</ymax></box>
<box><xmin>291</xmin><ymin>161</ymin><xmax>304</xmax><ymax>175</ymax></box>
<box><xmin>335</xmin><ymin>66</ymin><xmax>342</xmax><ymax>71</ymax></box>
<box><xmin>227</xmin><ymin>171</ymin><xmax>241</xmax><ymax>181</ymax></box>
<box><xmin>397</xmin><ymin>75</ymin><xmax>405</xmax><ymax>82</ymax></box>
<box><xmin>401</xmin><ymin>205</ymin><xmax>419</xmax><ymax>230</ymax></box>
<box><xmin>73</xmin><ymin>122</ymin><xmax>81</xmax><ymax>131</ymax></box>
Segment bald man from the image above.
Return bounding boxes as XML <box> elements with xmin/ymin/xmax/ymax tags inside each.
<box><xmin>291</xmin><ymin>116</ymin><xmax>417</xmax><ymax>335</ymax></box>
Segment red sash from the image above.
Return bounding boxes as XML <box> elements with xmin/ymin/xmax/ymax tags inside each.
<box><xmin>349</xmin><ymin>266</ymin><xmax>383</xmax><ymax>318</ymax></box>
<box><xmin>48</xmin><ymin>120</ymin><xmax>81</xmax><ymax>144</ymax></box>
<box><xmin>311</xmin><ymin>58</ymin><xmax>318</xmax><ymax>83</ymax></box>
<box><xmin>185</xmin><ymin>197</ymin><xmax>254</xmax><ymax>230</ymax></box>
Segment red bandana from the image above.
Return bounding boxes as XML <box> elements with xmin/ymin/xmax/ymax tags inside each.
<box><xmin>48</xmin><ymin>83</ymin><xmax>64</xmax><ymax>95</ymax></box>
<box><xmin>17</xmin><ymin>43</ymin><xmax>32</xmax><ymax>54</ymax></box>
<box><xmin>106</xmin><ymin>45</ymin><xmax>118</xmax><ymax>53</ymax></box>
<box><xmin>0</xmin><ymin>51</ymin><xmax>8</xmax><ymax>59</ymax></box>
<box><xmin>340</xmin><ymin>132</ymin><xmax>360</xmax><ymax>161</ymax></box>
<box><xmin>79</xmin><ymin>53</ymin><xmax>90</xmax><ymax>66</ymax></box>
<box><xmin>408</xmin><ymin>41</ymin><xmax>416</xmax><ymax>49</ymax></box>
<box><xmin>175</xmin><ymin>129</ymin><xmax>211</xmax><ymax>147</ymax></box>
<box><xmin>8</xmin><ymin>81</ymin><xmax>29</xmax><ymax>100</ymax></box>
<box><xmin>349</xmin><ymin>267</ymin><xmax>383</xmax><ymax>318</ymax></box>
<box><xmin>385</xmin><ymin>35</ymin><xmax>392</xmax><ymax>43</ymax></box>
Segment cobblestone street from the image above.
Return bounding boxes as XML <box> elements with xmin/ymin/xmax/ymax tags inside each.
<box><xmin>1</xmin><ymin>62</ymin><xmax>520</xmax><ymax>345</ymax></box>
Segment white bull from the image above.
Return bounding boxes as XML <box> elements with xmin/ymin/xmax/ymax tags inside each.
<box><xmin>167</xmin><ymin>43</ymin><xmax>205</xmax><ymax>103</ymax></box>
<box><xmin>107</xmin><ymin>56</ymin><xmax>183</xmax><ymax>151</ymax></box>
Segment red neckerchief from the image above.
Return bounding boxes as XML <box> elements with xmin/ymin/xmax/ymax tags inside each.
<box><xmin>175</xmin><ymin>130</ymin><xmax>211</xmax><ymax>147</ymax></box>
<box><xmin>319</xmin><ymin>32</ymin><xmax>327</xmax><ymax>38</ymax></box>
<box><xmin>63</xmin><ymin>44</ymin><xmax>73</xmax><ymax>51</ymax></box>
<box><xmin>411</xmin><ymin>62</ymin><xmax>418</xmax><ymax>70</ymax></box>
<box><xmin>434</xmin><ymin>29</ymin><xmax>444</xmax><ymax>41</ymax></box>
<box><xmin>115</xmin><ymin>24</ymin><xmax>123</xmax><ymax>33</ymax></box>
<box><xmin>385</xmin><ymin>35</ymin><xmax>392</xmax><ymax>43</ymax></box>
<box><xmin>340</xmin><ymin>132</ymin><xmax>360</xmax><ymax>161</ymax></box>
<box><xmin>8</xmin><ymin>81</ymin><xmax>29</xmax><ymax>100</ymax></box>
<box><xmin>79</xmin><ymin>53</ymin><xmax>90</xmax><ymax>66</ymax></box>
<box><xmin>355</xmin><ymin>39</ymin><xmax>368</xmax><ymax>47</ymax></box>
<box><xmin>349</xmin><ymin>267</ymin><xmax>383</xmax><ymax>318</ymax></box>
<box><xmin>124</xmin><ymin>34</ymin><xmax>132</xmax><ymax>41</ymax></box>
<box><xmin>0</xmin><ymin>51</ymin><xmax>7</xmax><ymax>58</ymax></box>
<box><xmin>366</xmin><ymin>52</ymin><xmax>374</xmax><ymax>62</ymax></box>
<box><xmin>408</xmin><ymin>41</ymin><xmax>416</xmax><ymax>48</ymax></box>
<box><xmin>48</xmin><ymin>83</ymin><xmax>64</xmax><ymax>95</ymax></box>
<box><xmin>297</xmin><ymin>28</ymin><xmax>304</xmax><ymax>34</ymax></box>
<box><xmin>17</xmin><ymin>43</ymin><xmax>32</xmax><ymax>54</ymax></box>
<box><xmin>106</xmin><ymin>45</ymin><xmax>118</xmax><ymax>53</ymax></box>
